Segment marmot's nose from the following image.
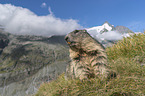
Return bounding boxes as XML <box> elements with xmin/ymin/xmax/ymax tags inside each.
<box><xmin>65</xmin><ymin>36</ymin><xmax>71</xmax><ymax>45</ymax></box>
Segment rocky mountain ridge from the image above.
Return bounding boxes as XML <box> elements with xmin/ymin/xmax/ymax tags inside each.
<box><xmin>0</xmin><ymin>29</ymin><xmax>70</xmax><ymax>96</ymax></box>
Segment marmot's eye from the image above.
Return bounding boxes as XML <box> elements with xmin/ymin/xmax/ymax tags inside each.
<box><xmin>65</xmin><ymin>37</ymin><xmax>69</xmax><ymax>41</ymax></box>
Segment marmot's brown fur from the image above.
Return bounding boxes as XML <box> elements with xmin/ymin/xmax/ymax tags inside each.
<box><xmin>65</xmin><ymin>30</ymin><xmax>114</xmax><ymax>80</ymax></box>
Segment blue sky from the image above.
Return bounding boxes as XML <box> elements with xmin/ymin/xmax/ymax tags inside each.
<box><xmin>0</xmin><ymin>0</ymin><xmax>145</xmax><ymax>35</ymax></box>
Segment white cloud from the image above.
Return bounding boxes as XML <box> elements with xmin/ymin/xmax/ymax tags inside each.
<box><xmin>87</xmin><ymin>29</ymin><xmax>123</xmax><ymax>41</ymax></box>
<box><xmin>0</xmin><ymin>4</ymin><xmax>81</xmax><ymax>36</ymax></box>
<box><xmin>87</xmin><ymin>30</ymin><xmax>123</xmax><ymax>41</ymax></box>
<box><xmin>41</xmin><ymin>2</ymin><xmax>47</xmax><ymax>8</ymax></box>
<box><xmin>48</xmin><ymin>7</ymin><xmax>53</xmax><ymax>15</ymax></box>
<box><xmin>100</xmin><ymin>31</ymin><xmax>123</xmax><ymax>40</ymax></box>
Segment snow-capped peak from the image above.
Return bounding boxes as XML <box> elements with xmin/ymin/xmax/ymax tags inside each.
<box><xmin>86</xmin><ymin>22</ymin><xmax>113</xmax><ymax>34</ymax></box>
<box><xmin>85</xmin><ymin>22</ymin><xmax>142</xmax><ymax>47</ymax></box>
<box><xmin>85</xmin><ymin>22</ymin><xmax>115</xmax><ymax>39</ymax></box>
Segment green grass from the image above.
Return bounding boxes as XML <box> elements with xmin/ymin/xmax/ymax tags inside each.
<box><xmin>35</xmin><ymin>33</ymin><xmax>145</xmax><ymax>96</ymax></box>
<box><xmin>106</xmin><ymin>33</ymin><xmax>145</xmax><ymax>60</ymax></box>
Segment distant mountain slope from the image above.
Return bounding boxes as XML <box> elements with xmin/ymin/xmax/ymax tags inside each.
<box><xmin>115</xmin><ymin>26</ymin><xmax>134</xmax><ymax>34</ymax></box>
<box><xmin>0</xmin><ymin>30</ymin><xmax>69</xmax><ymax>96</ymax></box>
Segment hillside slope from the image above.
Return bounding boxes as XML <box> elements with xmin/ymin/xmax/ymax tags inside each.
<box><xmin>36</xmin><ymin>33</ymin><xmax>145</xmax><ymax>96</ymax></box>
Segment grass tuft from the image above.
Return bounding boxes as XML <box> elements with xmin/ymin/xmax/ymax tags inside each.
<box><xmin>106</xmin><ymin>33</ymin><xmax>145</xmax><ymax>60</ymax></box>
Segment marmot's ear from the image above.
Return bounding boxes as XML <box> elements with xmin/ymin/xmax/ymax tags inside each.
<box><xmin>83</xmin><ymin>30</ymin><xmax>87</xmax><ymax>32</ymax></box>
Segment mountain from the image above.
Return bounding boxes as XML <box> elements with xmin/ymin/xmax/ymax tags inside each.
<box><xmin>86</xmin><ymin>22</ymin><xmax>135</xmax><ymax>47</ymax></box>
<box><xmin>0</xmin><ymin>31</ymin><xmax>10</xmax><ymax>54</ymax></box>
<box><xmin>87</xmin><ymin>21</ymin><xmax>115</xmax><ymax>34</ymax></box>
<box><xmin>87</xmin><ymin>21</ymin><xmax>134</xmax><ymax>34</ymax></box>
<box><xmin>115</xmin><ymin>26</ymin><xmax>134</xmax><ymax>34</ymax></box>
<box><xmin>0</xmin><ymin>30</ymin><xmax>70</xmax><ymax>96</ymax></box>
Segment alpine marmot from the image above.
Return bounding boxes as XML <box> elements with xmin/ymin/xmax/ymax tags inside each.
<box><xmin>65</xmin><ymin>30</ymin><xmax>113</xmax><ymax>80</ymax></box>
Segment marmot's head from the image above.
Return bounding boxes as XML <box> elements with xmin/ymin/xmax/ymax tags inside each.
<box><xmin>65</xmin><ymin>30</ymin><xmax>105</xmax><ymax>53</ymax></box>
<box><xmin>65</xmin><ymin>30</ymin><xmax>88</xmax><ymax>49</ymax></box>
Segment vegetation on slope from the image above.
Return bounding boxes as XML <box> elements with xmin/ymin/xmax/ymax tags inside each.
<box><xmin>36</xmin><ymin>33</ymin><xmax>145</xmax><ymax>96</ymax></box>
